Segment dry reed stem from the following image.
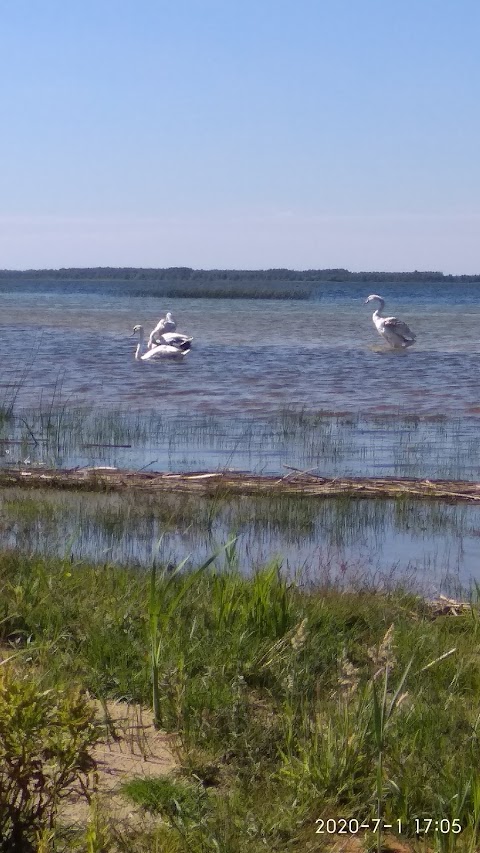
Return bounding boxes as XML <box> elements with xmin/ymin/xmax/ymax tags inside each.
<box><xmin>2</xmin><ymin>467</ymin><xmax>480</xmax><ymax>504</ymax></box>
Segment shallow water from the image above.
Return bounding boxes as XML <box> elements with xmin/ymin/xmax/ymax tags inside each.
<box><xmin>1</xmin><ymin>279</ymin><xmax>480</xmax><ymax>477</ymax></box>
<box><xmin>2</xmin><ymin>277</ymin><xmax>480</xmax><ymax>590</ymax></box>
<box><xmin>1</xmin><ymin>280</ymin><xmax>480</xmax><ymax>419</ymax></box>
<box><xmin>0</xmin><ymin>488</ymin><xmax>475</xmax><ymax>597</ymax></box>
<box><xmin>2</xmin><ymin>409</ymin><xmax>480</xmax><ymax>481</ymax></box>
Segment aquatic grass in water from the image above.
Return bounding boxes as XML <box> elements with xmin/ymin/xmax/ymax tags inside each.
<box><xmin>0</xmin><ymin>275</ymin><xmax>316</xmax><ymax>300</ymax></box>
<box><xmin>1</xmin><ymin>403</ymin><xmax>480</xmax><ymax>480</ymax></box>
<box><xmin>0</xmin><ymin>486</ymin><xmax>477</xmax><ymax>593</ymax></box>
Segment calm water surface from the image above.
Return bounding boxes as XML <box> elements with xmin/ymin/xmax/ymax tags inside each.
<box><xmin>2</xmin><ymin>278</ymin><xmax>480</xmax><ymax>589</ymax></box>
<box><xmin>1</xmin><ymin>487</ymin><xmax>476</xmax><ymax>597</ymax></box>
<box><xmin>1</xmin><ymin>280</ymin><xmax>480</xmax><ymax>418</ymax></box>
<box><xmin>2</xmin><ymin>280</ymin><xmax>480</xmax><ymax>475</ymax></box>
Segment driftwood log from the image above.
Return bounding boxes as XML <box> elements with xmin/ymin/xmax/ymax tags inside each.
<box><xmin>1</xmin><ymin>466</ymin><xmax>480</xmax><ymax>503</ymax></box>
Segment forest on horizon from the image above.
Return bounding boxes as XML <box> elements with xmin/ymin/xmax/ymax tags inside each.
<box><xmin>1</xmin><ymin>266</ymin><xmax>480</xmax><ymax>282</ymax></box>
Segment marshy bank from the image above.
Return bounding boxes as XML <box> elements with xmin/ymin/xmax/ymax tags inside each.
<box><xmin>2</xmin><ymin>551</ymin><xmax>480</xmax><ymax>852</ymax></box>
<box><xmin>1</xmin><ymin>401</ymin><xmax>480</xmax><ymax>593</ymax></box>
<box><xmin>0</xmin><ymin>477</ymin><xmax>479</xmax><ymax>595</ymax></box>
<box><xmin>1</xmin><ymin>399</ymin><xmax>480</xmax><ymax>848</ymax></box>
<box><xmin>2</xmin><ymin>414</ymin><xmax>480</xmax><ymax>848</ymax></box>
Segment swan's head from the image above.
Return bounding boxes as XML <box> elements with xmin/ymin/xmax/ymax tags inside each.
<box><xmin>131</xmin><ymin>324</ymin><xmax>144</xmax><ymax>336</ymax></box>
<box><xmin>365</xmin><ymin>294</ymin><xmax>384</xmax><ymax>305</ymax></box>
<box><xmin>165</xmin><ymin>312</ymin><xmax>174</xmax><ymax>321</ymax></box>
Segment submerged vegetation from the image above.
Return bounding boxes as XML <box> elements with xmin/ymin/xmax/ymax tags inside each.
<box><xmin>1</xmin><ymin>267</ymin><xmax>480</xmax><ymax>306</ymax></box>
<box><xmin>1</xmin><ymin>400</ymin><xmax>480</xmax><ymax>482</ymax></box>
<box><xmin>0</xmin><ymin>483</ymin><xmax>475</xmax><ymax>594</ymax></box>
<box><xmin>1</xmin><ymin>550</ymin><xmax>480</xmax><ymax>850</ymax></box>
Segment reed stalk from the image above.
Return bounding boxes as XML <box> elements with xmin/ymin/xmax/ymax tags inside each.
<box><xmin>371</xmin><ymin>658</ymin><xmax>412</xmax><ymax>853</ymax></box>
<box><xmin>148</xmin><ymin>539</ymin><xmax>236</xmax><ymax>728</ymax></box>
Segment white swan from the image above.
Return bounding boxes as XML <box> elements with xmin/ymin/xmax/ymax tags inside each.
<box><xmin>365</xmin><ymin>294</ymin><xmax>416</xmax><ymax>349</ymax></box>
<box><xmin>131</xmin><ymin>325</ymin><xmax>190</xmax><ymax>360</ymax></box>
<box><xmin>147</xmin><ymin>312</ymin><xmax>177</xmax><ymax>349</ymax></box>
<box><xmin>148</xmin><ymin>332</ymin><xmax>193</xmax><ymax>349</ymax></box>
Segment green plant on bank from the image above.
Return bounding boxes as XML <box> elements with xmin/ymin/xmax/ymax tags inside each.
<box><xmin>83</xmin><ymin>795</ymin><xmax>112</xmax><ymax>853</ymax></box>
<box><xmin>122</xmin><ymin>775</ymin><xmax>208</xmax><ymax>822</ymax></box>
<box><xmin>371</xmin><ymin>651</ymin><xmax>413</xmax><ymax>853</ymax></box>
<box><xmin>2</xmin><ymin>550</ymin><xmax>480</xmax><ymax>850</ymax></box>
<box><xmin>148</xmin><ymin>543</ymin><xmax>236</xmax><ymax>728</ymax></box>
<box><xmin>0</xmin><ymin>661</ymin><xmax>99</xmax><ymax>853</ymax></box>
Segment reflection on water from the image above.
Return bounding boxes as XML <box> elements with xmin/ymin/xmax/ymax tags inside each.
<box><xmin>0</xmin><ymin>488</ymin><xmax>476</xmax><ymax>596</ymax></box>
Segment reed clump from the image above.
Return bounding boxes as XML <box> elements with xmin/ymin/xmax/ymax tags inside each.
<box><xmin>1</xmin><ymin>550</ymin><xmax>480</xmax><ymax>851</ymax></box>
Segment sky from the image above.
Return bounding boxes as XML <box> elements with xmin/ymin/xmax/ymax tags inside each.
<box><xmin>0</xmin><ymin>0</ymin><xmax>479</xmax><ymax>273</ymax></box>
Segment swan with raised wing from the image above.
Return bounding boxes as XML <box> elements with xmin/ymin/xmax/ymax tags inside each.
<box><xmin>147</xmin><ymin>312</ymin><xmax>177</xmax><ymax>349</ymax></box>
<box><xmin>148</xmin><ymin>331</ymin><xmax>193</xmax><ymax>349</ymax></box>
<box><xmin>365</xmin><ymin>294</ymin><xmax>416</xmax><ymax>349</ymax></box>
<box><xmin>131</xmin><ymin>325</ymin><xmax>190</xmax><ymax>360</ymax></box>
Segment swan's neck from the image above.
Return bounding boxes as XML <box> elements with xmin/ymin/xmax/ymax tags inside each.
<box><xmin>135</xmin><ymin>328</ymin><xmax>147</xmax><ymax>359</ymax></box>
<box><xmin>373</xmin><ymin>299</ymin><xmax>384</xmax><ymax>318</ymax></box>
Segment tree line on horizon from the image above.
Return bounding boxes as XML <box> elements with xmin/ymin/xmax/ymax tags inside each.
<box><xmin>1</xmin><ymin>267</ymin><xmax>479</xmax><ymax>282</ymax></box>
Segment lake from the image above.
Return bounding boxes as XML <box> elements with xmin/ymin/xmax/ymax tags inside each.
<box><xmin>1</xmin><ymin>279</ymin><xmax>480</xmax><ymax>420</ymax></box>
<box><xmin>1</xmin><ymin>276</ymin><xmax>480</xmax><ymax>591</ymax></box>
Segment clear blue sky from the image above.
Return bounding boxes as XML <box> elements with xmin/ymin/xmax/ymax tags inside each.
<box><xmin>0</xmin><ymin>0</ymin><xmax>478</xmax><ymax>272</ymax></box>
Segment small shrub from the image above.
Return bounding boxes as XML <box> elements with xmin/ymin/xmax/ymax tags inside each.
<box><xmin>0</xmin><ymin>662</ymin><xmax>99</xmax><ymax>852</ymax></box>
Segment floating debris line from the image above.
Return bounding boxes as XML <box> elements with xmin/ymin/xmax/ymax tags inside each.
<box><xmin>2</xmin><ymin>466</ymin><xmax>480</xmax><ymax>503</ymax></box>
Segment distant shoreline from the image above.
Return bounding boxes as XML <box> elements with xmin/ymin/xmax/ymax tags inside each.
<box><xmin>1</xmin><ymin>266</ymin><xmax>480</xmax><ymax>283</ymax></box>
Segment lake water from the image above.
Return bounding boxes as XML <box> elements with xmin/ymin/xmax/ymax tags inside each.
<box><xmin>2</xmin><ymin>279</ymin><xmax>480</xmax><ymax>420</ymax></box>
<box><xmin>1</xmin><ymin>277</ymin><xmax>480</xmax><ymax>591</ymax></box>
<box><xmin>0</xmin><ymin>487</ymin><xmax>476</xmax><ymax>598</ymax></box>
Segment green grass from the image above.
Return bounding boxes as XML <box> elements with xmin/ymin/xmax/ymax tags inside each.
<box><xmin>122</xmin><ymin>776</ymin><xmax>209</xmax><ymax>820</ymax></box>
<box><xmin>1</xmin><ymin>547</ymin><xmax>480</xmax><ymax>850</ymax></box>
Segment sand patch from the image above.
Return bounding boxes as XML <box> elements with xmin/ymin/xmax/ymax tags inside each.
<box><xmin>59</xmin><ymin>699</ymin><xmax>178</xmax><ymax>834</ymax></box>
